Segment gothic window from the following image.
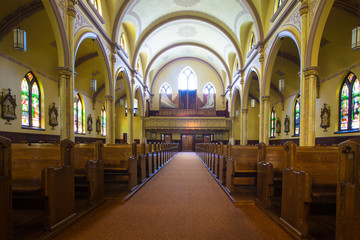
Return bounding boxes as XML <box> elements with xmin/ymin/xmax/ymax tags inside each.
<box><xmin>90</xmin><ymin>0</ymin><xmax>102</xmax><ymax>16</ymax></box>
<box><xmin>101</xmin><ymin>105</ymin><xmax>106</xmax><ymax>136</ymax></box>
<box><xmin>203</xmin><ymin>83</ymin><xmax>215</xmax><ymax>95</ymax></box>
<box><xmin>120</xmin><ymin>32</ymin><xmax>127</xmax><ymax>53</ymax></box>
<box><xmin>74</xmin><ymin>93</ymin><xmax>85</xmax><ymax>134</ymax></box>
<box><xmin>134</xmin><ymin>99</ymin><xmax>138</xmax><ymax>117</ymax></box>
<box><xmin>160</xmin><ymin>83</ymin><xmax>172</xmax><ymax>95</ymax></box>
<box><xmin>249</xmin><ymin>32</ymin><xmax>255</xmax><ymax>52</ymax></box>
<box><xmin>270</xmin><ymin>107</ymin><xmax>276</xmax><ymax>138</ymax></box>
<box><xmin>178</xmin><ymin>67</ymin><xmax>197</xmax><ymax>90</ymax></box>
<box><xmin>294</xmin><ymin>96</ymin><xmax>300</xmax><ymax>136</ymax></box>
<box><xmin>21</xmin><ymin>72</ymin><xmax>41</xmax><ymax>128</ymax></box>
<box><xmin>339</xmin><ymin>72</ymin><xmax>360</xmax><ymax>131</ymax></box>
<box><xmin>178</xmin><ymin>67</ymin><xmax>197</xmax><ymax>109</ymax></box>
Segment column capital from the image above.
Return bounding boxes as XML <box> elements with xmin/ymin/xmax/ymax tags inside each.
<box><xmin>241</xmin><ymin>109</ymin><xmax>248</xmax><ymax>113</ymax></box>
<box><xmin>259</xmin><ymin>95</ymin><xmax>270</xmax><ymax>102</ymax></box>
<box><xmin>57</xmin><ymin>67</ymin><xmax>72</xmax><ymax>77</ymax></box>
<box><xmin>299</xmin><ymin>1</ymin><xmax>309</xmax><ymax>16</ymax></box>
<box><xmin>303</xmin><ymin>66</ymin><xmax>320</xmax><ymax>77</ymax></box>
<box><xmin>67</xmin><ymin>1</ymin><xmax>77</xmax><ymax>18</ymax></box>
<box><xmin>104</xmin><ymin>95</ymin><xmax>115</xmax><ymax>101</ymax></box>
<box><xmin>128</xmin><ymin>108</ymin><xmax>134</xmax><ymax>113</ymax></box>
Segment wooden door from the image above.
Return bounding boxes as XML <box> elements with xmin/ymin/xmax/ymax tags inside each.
<box><xmin>204</xmin><ymin>135</ymin><xmax>211</xmax><ymax>143</ymax></box>
<box><xmin>182</xmin><ymin>135</ymin><xmax>194</xmax><ymax>152</ymax></box>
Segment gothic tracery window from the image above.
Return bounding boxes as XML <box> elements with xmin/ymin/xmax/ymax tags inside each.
<box><xmin>21</xmin><ymin>72</ymin><xmax>41</xmax><ymax>128</ymax></box>
<box><xmin>101</xmin><ymin>105</ymin><xmax>106</xmax><ymax>136</ymax></box>
<box><xmin>203</xmin><ymin>83</ymin><xmax>215</xmax><ymax>95</ymax></box>
<box><xmin>339</xmin><ymin>72</ymin><xmax>360</xmax><ymax>131</ymax></box>
<box><xmin>74</xmin><ymin>93</ymin><xmax>85</xmax><ymax>134</ymax></box>
<box><xmin>270</xmin><ymin>107</ymin><xmax>276</xmax><ymax>138</ymax></box>
<box><xmin>294</xmin><ymin>95</ymin><xmax>300</xmax><ymax>136</ymax></box>
<box><xmin>178</xmin><ymin>67</ymin><xmax>197</xmax><ymax>90</ymax></box>
<box><xmin>160</xmin><ymin>83</ymin><xmax>172</xmax><ymax>95</ymax></box>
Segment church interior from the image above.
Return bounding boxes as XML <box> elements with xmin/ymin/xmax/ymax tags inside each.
<box><xmin>1</xmin><ymin>0</ymin><xmax>360</xmax><ymax>239</ymax></box>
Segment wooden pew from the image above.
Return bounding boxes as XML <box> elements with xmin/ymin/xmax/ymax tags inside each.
<box><xmin>280</xmin><ymin>143</ymin><xmax>338</xmax><ymax>238</ymax></box>
<box><xmin>218</xmin><ymin>143</ymin><xmax>229</xmax><ymax>184</ymax></box>
<box><xmin>74</xmin><ymin>141</ymin><xmax>104</xmax><ymax>206</ymax></box>
<box><xmin>256</xmin><ymin>143</ymin><xmax>287</xmax><ymax>214</ymax></box>
<box><xmin>226</xmin><ymin>145</ymin><xmax>258</xmax><ymax>193</ymax></box>
<box><xmin>145</xmin><ymin>143</ymin><xmax>153</xmax><ymax>177</ymax></box>
<box><xmin>336</xmin><ymin>138</ymin><xmax>360</xmax><ymax>240</ymax></box>
<box><xmin>136</xmin><ymin>143</ymin><xmax>146</xmax><ymax>183</ymax></box>
<box><xmin>11</xmin><ymin>139</ymin><xmax>75</xmax><ymax>230</ymax></box>
<box><xmin>103</xmin><ymin>143</ymin><xmax>137</xmax><ymax>191</ymax></box>
<box><xmin>0</xmin><ymin>136</ymin><xmax>11</xmax><ymax>240</ymax></box>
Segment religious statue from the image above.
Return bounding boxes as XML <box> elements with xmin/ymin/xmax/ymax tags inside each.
<box><xmin>284</xmin><ymin>115</ymin><xmax>290</xmax><ymax>135</ymax></box>
<box><xmin>87</xmin><ymin>114</ymin><xmax>93</xmax><ymax>133</ymax></box>
<box><xmin>1</xmin><ymin>88</ymin><xmax>17</xmax><ymax>122</ymax></box>
<box><xmin>320</xmin><ymin>103</ymin><xmax>330</xmax><ymax>132</ymax></box>
<box><xmin>96</xmin><ymin>116</ymin><xmax>101</xmax><ymax>134</ymax></box>
<box><xmin>276</xmin><ymin>117</ymin><xmax>281</xmax><ymax>136</ymax></box>
<box><xmin>48</xmin><ymin>103</ymin><xmax>58</xmax><ymax>130</ymax></box>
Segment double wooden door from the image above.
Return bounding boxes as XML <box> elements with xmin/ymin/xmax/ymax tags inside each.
<box><xmin>181</xmin><ymin>135</ymin><xmax>194</xmax><ymax>152</ymax></box>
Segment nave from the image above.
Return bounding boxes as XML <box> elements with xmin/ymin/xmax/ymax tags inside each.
<box><xmin>53</xmin><ymin>153</ymin><xmax>291</xmax><ymax>240</ymax></box>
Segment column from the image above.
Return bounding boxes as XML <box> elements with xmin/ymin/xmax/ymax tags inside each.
<box><xmin>128</xmin><ymin>108</ymin><xmax>134</xmax><ymax>144</ymax></box>
<box><xmin>241</xmin><ymin>109</ymin><xmax>248</xmax><ymax>145</ymax></box>
<box><xmin>303</xmin><ymin>67</ymin><xmax>319</xmax><ymax>146</ymax></box>
<box><xmin>105</xmin><ymin>95</ymin><xmax>115</xmax><ymax>144</ymax></box>
<box><xmin>58</xmin><ymin>67</ymin><xmax>73</xmax><ymax>140</ymax></box>
<box><xmin>299</xmin><ymin>0</ymin><xmax>309</xmax><ymax>146</ymax></box>
<box><xmin>259</xmin><ymin>96</ymin><xmax>270</xmax><ymax>144</ymax></box>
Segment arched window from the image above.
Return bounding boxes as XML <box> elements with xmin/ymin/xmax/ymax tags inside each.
<box><xmin>249</xmin><ymin>32</ymin><xmax>255</xmax><ymax>52</ymax></box>
<box><xmin>74</xmin><ymin>93</ymin><xmax>85</xmax><ymax>134</ymax></box>
<box><xmin>101</xmin><ymin>105</ymin><xmax>106</xmax><ymax>136</ymax></box>
<box><xmin>294</xmin><ymin>96</ymin><xmax>300</xmax><ymax>136</ymax></box>
<box><xmin>270</xmin><ymin>107</ymin><xmax>276</xmax><ymax>138</ymax></box>
<box><xmin>178</xmin><ymin>67</ymin><xmax>197</xmax><ymax>90</ymax></box>
<box><xmin>90</xmin><ymin>0</ymin><xmax>102</xmax><ymax>16</ymax></box>
<box><xmin>339</xmin><ymin>72</ymin><xmax>360</xmax><ymax>131</ymax></box>
<box><xmin>160</xmin><ymin>83</ymin><xmax>172</xmax><ymax>95</ymax></box>
<box><xmin>120</xmin><ymin>32</ymin><xmax>127</xmax><ymax>53</ymax></box>
<box><xmin>274</xmin><ymin>0</ymin><xmax>284</xmax><ymax>12</ymax></box>
<box><xmin>203</xmin><ymin>83</ymin><xmax>215</xmax><ymax>94</ymax></box>
<box><xmin>21</xmin><ymin>72</ymin><xmax>41</xmax><ymax>128</ymax></box>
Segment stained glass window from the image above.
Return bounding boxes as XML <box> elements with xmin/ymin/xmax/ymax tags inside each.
<box><xmin>340</xmin><ymin>72</ymin><xmax>360</xmax><ymax>131</ymax></box>
<box><xmin>178</xmin><ymin>67</ymin><xmax>197</xmax><ymax>90</ymax></box>
<box><xmin>21</xmin><ymin>72</ymin><xmax>41</xmax><ymax>128</ymax></box>
<box><xmin>90</xmin><ymin>0</ymin><xmax>102</xmax><ymax>16</ymax></box>
<box><xmin>160</xmin><ymin>83</ymin><xmax>172</xmax><ymax>95</ymax></box>
<box><xmin>101</xmin><ymin>105</ymin><xmax>106</xmax><ymax>136</ymax></box>
<box><xmin>270</xmin><ymin>107</ymin><xmax>276</xmax><ymax>138</ymax></box>
<box><xmin>120</xmin><ymin>33</ymin><xmax>127</xmax><ymax>53</ymax></box>
<box><xmin>74</xmin><ymin>93</ymin><xmax>85</xmax><ymax>134</ymax></box>
<box><xmin>294</xmin><ymin>96</ymin><xmax>300</xmax><ymax>136</ymax></box>
<box><xmin>204</xmin><ymin>83</ymin><xmax>215</xmax><ymax>94</ymax></box>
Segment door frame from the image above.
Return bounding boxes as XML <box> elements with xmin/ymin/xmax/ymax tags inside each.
<box><xmin>180</xmin><ymin>134</ymin><xmax>195</xmax><ymax>152</ymax></box>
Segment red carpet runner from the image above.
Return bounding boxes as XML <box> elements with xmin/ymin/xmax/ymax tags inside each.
<box><xmin>54</xmin><ymin>152</ymin><xmax>291</xmax><ymax>240</ymax></box>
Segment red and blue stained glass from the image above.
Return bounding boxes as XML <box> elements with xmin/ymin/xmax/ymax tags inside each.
<box><xmin>340</xmin><ymin>72</ymin><xmax>360</xmax><ymax>131</ymax></box>
<box><xmin>340</xmin><ymin>84</ymin><xmax>349</xmax><ymax>130</ymax></box>
<box><xmin>21</xmin><ymin>72</ymin><xmax>40</xmax><ymax>128</ymax></box>
<box><xmin>295</xmin><ymin>98</ymin><xmax>300</xmax><ymax>135</ymax></box>
<box><xmin>74</xmin><ymin>94</ymin><xmax>85</xmax><ymax>134</ymax></box>
<box><xmin>21</xmin><ymin>78</ymin><xmax>29</xmax><ymax>126</ymax></box>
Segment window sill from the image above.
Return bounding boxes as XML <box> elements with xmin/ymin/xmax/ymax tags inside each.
<box><xmin>22</xmin><ymin>126</ymin><xmax>45</xmax><ymax>131</ymax></box>
<box><xmin>75</xmin><ymin>132</ymin><xmax>86</xmax><ymax>135</ymax></box>
<box><xmin>334</xmin><ymin>129</ymin><xmax>359</xmax><ymax>134</ymax></box>
<box><xmin>292</xmin><ymin>134</ymin><xmax>299</xmax><ymax>137</ymax></box>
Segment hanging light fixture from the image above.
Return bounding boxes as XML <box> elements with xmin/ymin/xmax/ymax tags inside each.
<box><xmin>13</xmin><ymin>0</ymin><xmax>27</xmax><ymax>52</ymax></box>
<box><xmin>279</xmin><ymin>41</ymin><xmax>285</xmax><ymax>92</ymax></box>
<box><xmin>352</xmin><ymin>0</ymin><xmax>360</xmax><ymax>50</ymax></box>
<box><xmin>90</xmin><ymin>39</ymin><xmax>97</xmax><ymax>92</ymax></box>
<box><xmin>251</xmin><ymin>99</ymin><xmax>256</xmax><ymax>108</ymax></box>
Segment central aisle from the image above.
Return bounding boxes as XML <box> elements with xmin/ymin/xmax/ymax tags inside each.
<box><xmin>55</xmin><ymin>153</ymin><xmax>291</xmax><ymax>240</ymax></box>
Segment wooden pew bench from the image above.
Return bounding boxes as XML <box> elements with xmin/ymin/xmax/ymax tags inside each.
<box><xmin>226</xmin><ymin>145</ymin><xmax>258</xmax><ymax>193</ymax></box>
<box><xmin>103</xmin><ymin>144</ymin><xmax>137</xmax><ymax>191</ymax></box>
<box><xmin>11</xmin><ymin>139</ymin><xmax>75</xmax><ymax>230</ymax></box>
<box><xmin>74</xmin><ymin>141</ymin><xmax>104</xmax><ymax>206</ymax></box>
<box><xmin>136</xmin><ymin>143</ymin><xmax>147</xmax><ymax>183</ymax></box>
<box><xmin>256</xmin><ymin>143</ymin><xmax>287</xmax><ymax>214</ymax></box>
<box><xmin>0</xmin><ymin>137</ymin><xmax>11</xmax><ymax>239</ymax></box>
<box><xmin>144</xmin><ymin>143</ymin><xmax>153</xmax><ymax>177</ymax></box>
<box><xmin>280</xmin><ymin>144</ymin><xmax>338</xmax><ymax>238</ymax></box>
<box><xmin>336</xmin><ymin>138</ymin><xmax>360</xmax><ymax>240</ymax></box>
